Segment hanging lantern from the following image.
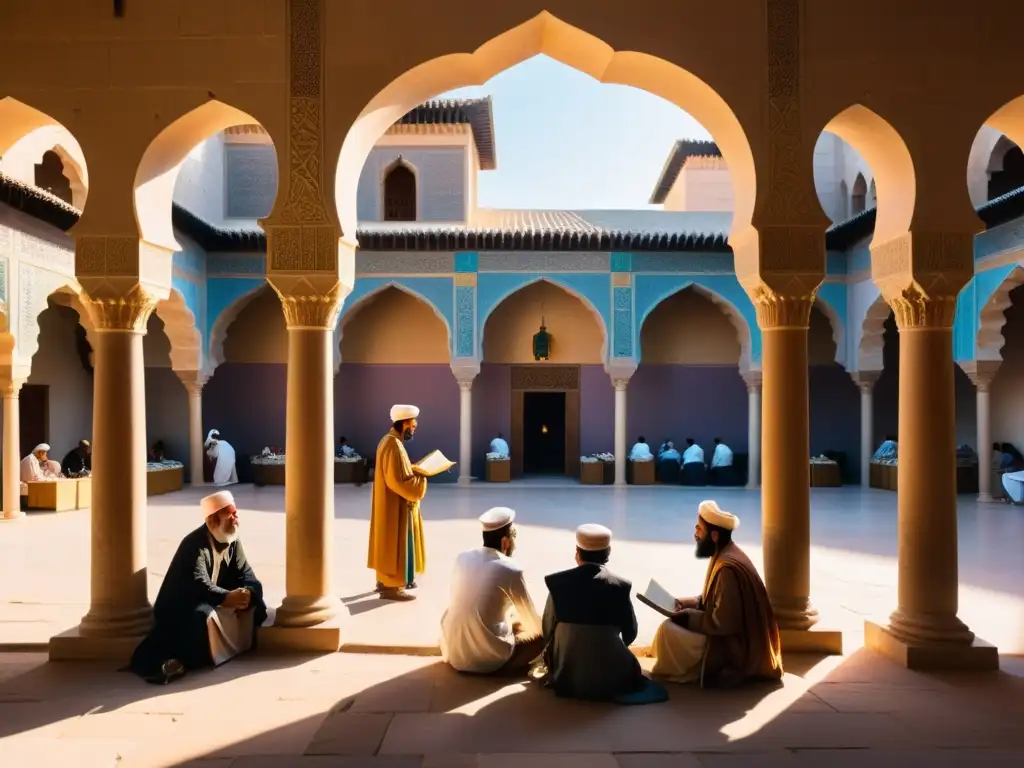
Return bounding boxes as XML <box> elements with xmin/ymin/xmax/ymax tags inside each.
<box><xmin>532</xmin><ymin>317</ymin><xmax>551</xmax><ymax>361</ymax></box>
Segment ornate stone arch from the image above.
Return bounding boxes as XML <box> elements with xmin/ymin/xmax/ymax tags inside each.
<box><xmin>636</xmin><ymin>282</ymin><xmax>753</xmax><ymax>369</ymax></box>
<box><xmin>40</xmin><ymin>284</ymin><xmax>97</xmax><ymax>369</ymax></box>
<box><xmin>977</xmin><ymin>264</ymin><xmax>1024</xmax><ymax>361</ymax></box>
<box><xmin>858</xmin><ymin>293</ymin><xmax>893</xmax><ymax>371</ymax></box>
<box><xmin>812</xmin><ymin>294</ymin><xmax>846</xmax><ymax>368</ymax></box>
<box><xmin>206</xmin><ymin>281</ymin><xmax>270</xmax><ymax>372</ymax></box>
<box><xmin>154</xmin><ymin>289</ymin><xmax>204</xmax><ymax>373</ymax></box>
<box><xmin>478</xmin><ymin>276</ymin><xmax>609</xmax><ymax>361</ymax></box>
<box><xmin>337</xmin><ymin>281</ymin><xmax>453</xmax><ymax>369</ymax></box>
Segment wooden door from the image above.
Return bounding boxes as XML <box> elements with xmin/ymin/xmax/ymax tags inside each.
<box><xmin>510</xmin><ymin>390</ymin><xmax>525</xmax><ymax>478</ymax></box>
<box><xmin>565</xmin><ymin>389</ymin><xmax>580</xmax><ymax>477</ymax></box>
<box><xmin>19</xmin><ymin>384</ymin><xmax>49</xmax><ymax>457</ymax></box>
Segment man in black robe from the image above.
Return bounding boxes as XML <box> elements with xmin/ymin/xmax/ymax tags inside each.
<box><xmin>62</xmin><ymin>439</ymin><xmax>91</xmax><ymax>477</ymax></box>
<box><xmin>130</xmin><ymin>490</ymin><xmax>266</xmax><ymax>684</ymax></box>
<box><xmin>540</xmin><ymin>524</ymin><xmax>646</xmax><ymax>701</ymax></box>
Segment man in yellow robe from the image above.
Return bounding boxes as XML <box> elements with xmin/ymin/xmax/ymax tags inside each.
<box><xmin>368</xmin><ymin>404</ymin><xmax>428</xmax><ymax>601</ymax></box>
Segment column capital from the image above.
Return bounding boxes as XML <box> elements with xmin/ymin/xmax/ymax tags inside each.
<box><xmin>741</xmin><ymin>369</ymin><xmax>762</xmax><ymax>392</ymax></box>
<box><xmin>451</xmin><ymin>361</ymin><xmax>480</xmax><ymax>391</ymax></box>
<box><xmin>267</xmin><ymin>274</ymin><xmax>349</xmax><ymax>330</ymax></box>
<box><xmin>612</xmin><ymin>378</ymin><xmax>629</xmax><ymax>392</ymax></box>
<box><xmin>78</xmin><ymin>281</ymin><xmax>158</xmax><ymax>333</ymax></box>
<box><xmin>175</xmin><ymin>369</ymin><xmax>210</xmax><ymax>395</ymax></box>
<box><xmin>958</xmin><ymin>360</ymin><xmax>1001</xmax><ymax>391</ymax></box>
<box><xmin>871</xmin><ymin>231</ymin><xmax>974</xmax><ymax>331</ymax></box>
<box><xmin>850</xmin><ymin>370</ymin><xmax>881</xmax><ymax>393</ymax></box>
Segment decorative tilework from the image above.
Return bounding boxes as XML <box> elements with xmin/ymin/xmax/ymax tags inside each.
<box><xmin>454</xmin><ymin>272</ymin><xmax>476</xmax><ymax>286</ymax></box>
<box><xmin>610</xmin><ymin>252</ymin><xmax>632</xmax><ymax>272</ymax></box>
<box><xmin>611</xmin><ymin>271</ymin><xmax>631</xmax><ymax>287</ymax></box>
<box><xmin>454</xmin><ymin>251</ymin><xmax>478</xmax><ymax>272</ymax></box>
<box><xmin>356</xmin><ymin>252</ymin><xmax>454</xmax><ymax>274</ymax></box>
<box><xmin>630</xmin><ymin>252</ymin><xmax>733</xmax><ymax>273</ymax></box>
<box><xmin>476</xmin><ymin>252</ymin><xmax>609</xmax><ymax>272</ymax></box>
<box><xmin>612</xmin><ymin>286</ymin><xmax>633</xmax><ymax>358</ymax></box>
<box><xmin>455</xmin><ymin>284</ymin><xmax>475</xmax><ymax>358</ymax></box>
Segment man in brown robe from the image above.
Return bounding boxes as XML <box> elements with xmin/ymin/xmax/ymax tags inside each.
<box><xmin>367</xmin><ymin>404</ymin><xmax>428</xmax><ymax>601</ymax></box>
<box><xmin>651</xmin><ymin>500</ymin><xmax>783</xmax><ymax>688</ymax></box>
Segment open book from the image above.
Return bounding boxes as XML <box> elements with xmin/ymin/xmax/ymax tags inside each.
<box><xmin>635</xmin><ymin>578</ymin><xmax>679</xmax><ymax>618</ymax></box>
<box><xmin>413</xmin><ymin>449</ymin><xmax>456</xmax><ymax>477</ymax></box>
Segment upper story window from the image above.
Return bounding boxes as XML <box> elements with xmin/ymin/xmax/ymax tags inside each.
<box><xmin>851</xmin><ymin>173</ymin><xmax>867</xmax><ymax>215</ymax></box>
<box><xmin>34</xmin><ymin>150</ymin><xmax>73</xmax><ymax>205</ymax></box>
<box><xmin>383</xmin><ymin>161</ymin><xmax>417</xmax><ymax>221</ymax></box>
<box><xmin>988</xmin><ymin>139</ymin><xmax>1024</xmax><ymax>201</ymax></box>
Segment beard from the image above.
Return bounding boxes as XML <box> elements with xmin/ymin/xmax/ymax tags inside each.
<box><xmin>402</xmin><ymin>429</ymin><xmax>415</xmax><ymax>441</ymax></box>
<box><xmin>503</xmin><ymin>539</ymin><xmax>516</xmax><ymax>558</ymax></box>
<box><xmin>211</xmin><ymin>522</ymin><xmax>239</xmax><ymax>545</ymax></box>
<box><xmin>694</xmin><ymin>534</ymin><xmax>716</xmax><ymax>559</ymax></box>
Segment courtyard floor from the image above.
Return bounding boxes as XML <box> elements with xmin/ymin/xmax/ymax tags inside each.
<box><xmin>0</xmin><ymin>483</ymin><xmax>1022</xmax><ymax>766</ymax></box>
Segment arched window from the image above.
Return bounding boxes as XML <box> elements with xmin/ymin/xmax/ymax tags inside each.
<box><xmin>851</xmin><ymin>173</ymin><xmax>867</xmax><ymax>215</ymax></box>
<box><xmin>837</xmin><ymin>180</ymin><xmax>849</xmax><ymax>220</ymax></box>
<box><xmin>988</xmin><ymin>140</ymin><xmax>1024</xmax><ymax>201</ymax></box>
<box><xmin>868</xmin><ymin>178</ymin><xmax>877</xmax><ymax>208</ymax></box>
<box><xmin>34</xmin><ymin>150</ymin><xmax>73</xmax><ymax>205</ymax></box>
<box><xmin>382</xmin><ymin>161</ymin><xmax>417</xmax><ymax>222</ymax></box>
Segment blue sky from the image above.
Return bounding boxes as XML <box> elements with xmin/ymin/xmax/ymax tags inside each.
<box><xmin>442</xmin><ymin>55</ymin><xmax>710</xmax><ymax>211</ymax></box>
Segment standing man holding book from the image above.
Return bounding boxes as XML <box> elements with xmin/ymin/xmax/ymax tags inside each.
<box><xmin>368</xmin><ymin>404</ymin><xmax>429</xmax><ymax>601</ymax></box>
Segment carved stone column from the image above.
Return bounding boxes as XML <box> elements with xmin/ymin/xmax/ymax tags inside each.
<box><xmin>741</xmin><ymin>370</ymin><xmax>762</xmax><ymax>490</ymax></box>
<box><xmin>865</xmin><ymin>232</ymin><xmax>997</xmax><ymax>670</ymax></box>
<box><xmin>850</xmin><ymin>371</ymin><xmax>880</xmax><ymax>487</ymax></box>
<box><xmin>176</xmin><ymin>371</ymin><xmax>209</xmax><ymax>486</ymax></box>
<box><xmin>1</xmin><ymin>377</ymin><xmax>26</xmax><ymax>521</ymax></box>
<box><xmin>961</xmin><ymin>361</ymin><xmax>1000</xmax><ymax>503</ymax></box>
<box><xmin>612</xmin><ymin>378</ymin><xmax>628</xmax><ymax>486</ymax></box>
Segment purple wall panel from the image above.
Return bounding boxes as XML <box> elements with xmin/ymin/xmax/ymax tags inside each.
<box><xmin>808</xmin><ymin>364</ymin><xmax>860</xmax><ymax>481</ymax></box>
<box><xmin>471</xmin><ymin>363</ymin><xmax>511</xmax><ymax>479</ymax></box>
<box><xmin>145</xmin><ymin>367</ymin><xmax>191</xmax><ymax>479</ymax></box>
<box><xmin>580</xmin><ymin>365</ymin><xmax>614</xmax><ymax>454</ymax></box>
<box><xmin>627</xmin><ymin>365</ymin><xmax>749</xmax><ymax>452</ymax></box>
<box><xmin>335</xmin><ymin>364</ymin><xmax>460</xmax><ymax>483</ymax></box>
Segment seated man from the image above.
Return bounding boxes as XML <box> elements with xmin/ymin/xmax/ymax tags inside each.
<box><xmin>441</xmin><ymin>507</ymin><xmax>543</xmax><ymax>676</ymax></box>
<box><xmin>872</xmin><ymin>435</ymin><xmax>898</xmax><ymax>462</ymax></box>
<box><xmin>541</xmin><ymin>524</ymin><xmax>646</xmax><ymax>701</ymax></box>
<box><xmin>680</xmin><ymin>438</ymin><xmax>707</xmax><ymax>485</ymax></box>
<box><xmin>657</xmin><ymin>441</ymin><xmax>682</xmax><ymax>482</ymax></box>
<box><xmin>489</xmin><ymin>432</ymin><xmax>510</xmax><ymax>458</ymax></box>
<box><xmin>20</xmin><ymin>444</ymin><xmax>60</xmax><ymax>481</ymax></box>
<box><xmin>130</xmin><ymin>491</ymin><xmax>266</xmax><ymax>684</ymax></box>
<box><xmin>337</xmin><ymin>436</ymin><xmax>356</xmax><ymax>458</ymax></box>
<box><xmin>205</xmin><ymin>429</ymin><xmax>238</xmax><ymax>487</ymax></box>
<box><xmin>629</xmin><ymin>436</ymin><xmax>653</xmax><ymax>461</ymax></box>
<box><xmin>709</xmin><ymin>437</ymin><xmax>735</xmax><ymax>486</ymax></box>
<box><xmin>62</xmin><ymin>439</ymin><xmax>91</xmax><ymax>477</ymax></box>
<box><xmin>651</xmin><ymin>500</ymin><xmax>783</xmax><ymax>688</ymax></box>
<box><xmin>149</xmin><ymin>440</ymin><xmax>167</xmax><ymax>462</ymax></box>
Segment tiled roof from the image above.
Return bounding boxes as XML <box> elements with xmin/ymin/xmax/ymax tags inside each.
<box><xmin>649</xmin><ymin>139</ymin><xmax>722</xmax><ymax>204</ymax></box>
<box><xmin>824</xmin><ymin>207</ymin><xmax>877</xmax><ymax>250</ymax></box>
<box><xmin>0</xmin><ymin>172</ymin><xmax>79</xmax><ymax>230</ymax></box>
<box><xmin>396</xmin><ymin>98</ymin><xmax>497</xmax><ymax>171</ymax></box>
<box><xmin>977</xmin><ymin>186</ymin><xmax>1024</xmax><ymax>227</ymax></box>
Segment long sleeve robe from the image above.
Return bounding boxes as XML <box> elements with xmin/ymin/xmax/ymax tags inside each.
<box><xmin>367</xmin><ymin>429</ymin><xmax>427</xmax><ymax>588</ymax></box>
<box><xmin>130</xmin><ymin>524</ymin><xmax>266</xmax><ymax>678</ymax></box>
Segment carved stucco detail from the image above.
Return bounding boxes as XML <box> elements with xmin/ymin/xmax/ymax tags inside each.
<box><xmin>268</xmin><ymin>276</ymin><xmax>346</xmax><ymax>330</ymax></box>
<box><xmin>733</xmin><ymin>225</ymin><xmax>824</xmax><ymax>331</ymax></box>
<box><xmin>748</xmin><ymin>284</ymin><xmax>816</xmax><ymax>329</ymax></box>
<box><xmin>476</xmin><ymin>252</ymin><xmax>610</xmax><ymax>272</ymax></box>
<box><xmin>80</xmin><ymin>281</ymin><xmax>158</xmax><ymax>332</ymax></box>
<box><xmin>266</xmin><ymin>223</ymin><xmax>338</xmax><ymax>272</ymax></box>
<box><xmin>357</xmin><ymin>252</ymin><xmax>455</xmax><ymax>275</ymax></box>
<box><xmin>510</xmin><ymin>365</ymin><xmax>580</xmax><ymax>391</ymax></box>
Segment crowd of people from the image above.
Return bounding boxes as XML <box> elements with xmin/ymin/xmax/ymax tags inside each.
<box><xmin>629</xmin><ymin>435</ymin><xmax>737</xmax><ymax>485</ymax></box>
<box><xmin>19</xmin><ymin>439</ymin><xmax>91</xmax><ymax>482</ymax></box>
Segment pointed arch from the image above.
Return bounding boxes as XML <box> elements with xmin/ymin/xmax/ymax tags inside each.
<box><xmin>812</xmin><ymin>295</ymin><xmax>846</xmax><ymax>368</ymax></box>
<box><xmin>868</xmin><ymin>178</ymin><xmax>877</xmax><ymax>208</ymax></box>
<box><xmin>381</xmin><ymin>158</ymin><xmax>419</xmax><ymax>221</ymax></box>
<box><xmin>838</xmin><ymin>179</ymin><xmax>849</xmax><ymax>221</ymax></box>
<box><xmin>336</xmin><ymin>11</ymin><xmax>757</xmax><ymax>242</ymax></box>
<box><xmin>859</xmin><ymin>293</ymin><xmax>893</xmax><ymax>371</ymax></box>
<box><xmin>823</xmin><ymin>105</ymin><xmax>916</xmax><ymax>244</ymax></box>
<box><xmin>134</xmin><ymin>99</ymin><xmax>277</xmax><ymax>251</ymax></box>
<box><xmin>851</xmin><ymin>172</ymin><xmax>867</xmax><ymax>215</ymax></box>
<box><xmin>338</xmin><ymin>280</ymin><xmax>453</xmax><ymax>354</ymax></box>
<box><xmin>154</xmin><ymin>289</ymin><xmax>204</xmax><ymax>373</ymax></box>
<box><xmin>977</xmin><ymin>265</ymin><xmax>1024</xmax><ymax>361</ymax></box>
<box><xmin>479</xmin><ymin>276</ymin><xmax>609</xmax><ymax>361</ymax></box>
<box><xmin>207</xmin><ymin>280</ymin><xmax>271</xmax><ymax>372</ymax></box>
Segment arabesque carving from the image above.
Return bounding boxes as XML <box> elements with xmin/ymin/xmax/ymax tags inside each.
<box><xmin>269</xmin><ymin>279</ymin><xmax>346</xmax><ymax>330</ymax></box>
<box><xmin>510</xmin><ymin>365</ymin><xmax>580</xmax><ymax>392</ymax></box>
<box><xmin>266</xmin><ymin>223</ymin><xmax>339</xmax><ymax>272</ymax></box>
<box><xmin>749</xmin><ymin>285</ymin><xmax>816</xmax><ymax>330</ymax></box>
<box><xmin>80</xmin><ymin>283</ymin><xmax>157</xmax><ymax>332</ymax></box>
<box><xmin>886</xmin><ymin>286</ymin><xmax>958</xmax><ymax>330</ymax></box>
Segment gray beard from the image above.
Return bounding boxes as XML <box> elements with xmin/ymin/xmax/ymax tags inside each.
<box><xmin>211</xmin><ymin>526</ymin><xmax>239</xmax><ymax>545</ymax></box>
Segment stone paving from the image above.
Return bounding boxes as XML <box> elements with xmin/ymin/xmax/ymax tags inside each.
<box><xmin>1</xmin><ymin>482</ymin><xmax>1022</xmax><ymax>654</ymax></box>
<box><xmin>0</xmin><ymin>482</ymin><xmax>1023</xmax><ymax>765</ymax></box>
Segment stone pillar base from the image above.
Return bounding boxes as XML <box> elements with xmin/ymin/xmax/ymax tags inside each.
<box><xmin>864</xmin><ymin>619</ymin><xmax>999</xmax><ymax>671</ymax></box>
<box><xmin>259</xmin><ymin>622</ymin><xmax>343</xmax><ymax>653</ymax></box>
<box><xmin>1</xmin><ymin>511</ymin><xmax>25</xmax><ymax>522</ymax></box>
<box><xmin>458</xmin><ymin>475</ymin><xmax>471</xmax><ymax>487</ymax></box>
<box><xmin>49</xmin><ymin>626</ymin><xmax>142</xmax><ymax>662</ymax></box>
<box><xmin>977</xmin><ymin>492</ymin><xmax>994</xmax><ymax>503</ymax></box>
<box><xmin>779</xmin><ymin>627</ymin><xmax>843</xmax><ymax>655</ymax></box>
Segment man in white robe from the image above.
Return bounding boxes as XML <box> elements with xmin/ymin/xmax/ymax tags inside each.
<box><xmin>205</xmin><ymin>429</ymin><xmax>238</xmax><ymax>487</ymax></box>
<box><xmin>441</xmin><ymin>507</ymin><xmax>543</xmax><ymax>675</ymax></box>
<box><xmin>1003</xmin><ymin>469</ymin><xmax>1024</xmax><ymax>504</ymax></box>
<box><xmin>682</xmin><ymin>439</ymin><xmax>704</xmax><ymax>466</ymax></box>
<box><xmin>629</xmin><ymin>437</ymin><xmax>653</xmax><ymax>461</ymax></box>
<box><xmin>681</xmin><ymin>438</ymin><xmax>707</xmax><ymax>485</ymax></box>
<box><xmin>489</xmin><ymin>433</ymin><xmax>510</xmax><ymax>458</ymax></box>
<box><xmin>20</xmin><ymin>444</ymin><xmax>60</xmax><ymax>482</ymax></box>
<box><xmin>710</xmin><ymin>438</ymin><xmax>733</xmax><ymax>469</ymax></box>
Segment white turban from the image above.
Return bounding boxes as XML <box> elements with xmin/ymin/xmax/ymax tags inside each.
<box><xmin>698</xmin><ymin>500</ymin><xmax>739</xmax><ymax>531</ymax></box>
<box><xmin>390</xmin><ymin>404</ymin><xmax>420</xmax><ymax>422</ymax></box>
<box><xmin>576</xmin><ymin>523</ymin><xmax>612</xmax><ymax>551</ymax></box>
<box><xmin>33</xmin><ymin>443</ymin><xmax>50</xmax><ymax>454</ymax></box>
<box><xmin>204</xmin><ymin>429</ymin><xmax>219</xmax><ymax>447</ymax></box>
<box><xmin>479</xmin><ymin>506</ymin><xmax>516</xmax><ymax>531</ymax></box>
<box><xmin>201</xmin><ymin>490</ymin><xmax>235</xmax><ymax>518</ymax></box>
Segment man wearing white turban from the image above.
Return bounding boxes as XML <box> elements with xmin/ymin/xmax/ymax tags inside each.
<box><xmin>367</xmin><ymin>404</ymin><xmax>427</xmax><ymax>600</ymax></box>
<box><xmin>650</xmin><ymin>500</ymin><xmax>782</xmax><ymax>688</ymax></box>
<box><xmin>204</xmin><ymin>429</ymin><xmax>238</xmax><ymax>487</ymax></box>
<box><xmin>20</xmin><ymin>443</ymin><xmax>60</xmax><ymax>482</ymax></box>
<box><xmin>130</xmin><ymin>490</ymin><xmax>265</xmax><ymax>684</ymax></box>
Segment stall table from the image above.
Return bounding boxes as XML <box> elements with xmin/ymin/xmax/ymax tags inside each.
<box><xmin>810</xmin><ymin>461</ymin><xmax>842</xmax><ymax>487</ymax></box>
<box><xmin>486</xmin><ymin>460</ymin><xmax>511</xmax><ymax>482</ymax></box>
<box><xmin>77</xmin><ymin>476</ymin><xmax>92</xmax><ymax>507</ymax></box>
<box><xmin>252</xmin><ymin>463</ymin><xmax>286</xmax><ymax>486</ymax></box>
<box><xmin>580</xmin><ymin>461</ymin><xmax>607</xmax><ymax>485</ymax></box>
<box><xmin>628</xmin><ymin>459</ymin><xmax>655</xmax><ymax>485</ymax></box>
<box><xmin>334</xmin><ymin>460</ymin><xmax>369</xmax><ymax>484</ymax></box>
<box><xmin>147</xmin><ymin>467</ymin><xmax>184</xmax><ymax>496</ymax></box>
<box><xmin>26</xmin><ymin>480</ymin><xmax>79</xmax><ymax>511</ymax></box>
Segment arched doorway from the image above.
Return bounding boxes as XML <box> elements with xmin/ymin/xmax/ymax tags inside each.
<box><xmin>807</xmin><ymin>302</ymin><xmax>858</xmax><ymax>482</ymax></box>
<box><xmin>478</xmin><ymin>279</ymin><xmax>605</xmax><ymax>478</ymax></box>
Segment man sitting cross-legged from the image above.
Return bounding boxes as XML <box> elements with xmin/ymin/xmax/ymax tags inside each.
<box><xmin>130</xmin><ymin>491</ymin><xmax>266</xmax><ymax>684</ymax></box>
<box><xmin>440</xmin><ymin>507</ymin><xmax>544</xmax><ymax>676</ymax></box>
<box><xmin>651</xmin><ymin>500</ymin><xmax>783</xmax><ymax>688</ymax></box>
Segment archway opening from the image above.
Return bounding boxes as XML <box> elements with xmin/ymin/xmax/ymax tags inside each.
<box><xmin>382</xmin><ymin>161</ymin><xmax>417</xmax><ymax>221</ymax></box>
<box><xmin>851</xmin><ymin>173</ymin><xmax>867</xmax><ymax>215</ymax></box>
<box><xmin>987</xmin><ymin>139</ymin><xmax>1024</xmax><ymax>201</ymax></box>
<box><xmin>141</xmin><ymin>311</ymin><xmax>191</xmax><ymax>470</ymax></box>
<box><xmin>808</xmin><ymin>303</ymin><xmax>858</xmax><ymax>481</ymax></box>
<box><xmin>991</xmin><ymin>284</ymin><xmax>1024</xmax><ymax>460</ymax></box>
<box><xmin>336</xmin><ymin>286</ymin><xmax>455</xmax><ymax>475</ymax></box>
<box><xmin>33</xmin><ymin>150</ymin><xmax>73</xmax><ymax>205</ymax></box>
<box><xmin>634</xmin><ymin>286</ymin><xmax>748</xmax><ymax>479</ymax></box>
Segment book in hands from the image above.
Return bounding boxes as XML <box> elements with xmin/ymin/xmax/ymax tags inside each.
<box><xmin>635</xmin><ymin>578</ymin><xmax>680</xmax><ymax>618</ymax></box>
<box><xmin>413</xmin><ymin>449</ymin><xmax>456</xmax><ymax>477</ymax></box>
